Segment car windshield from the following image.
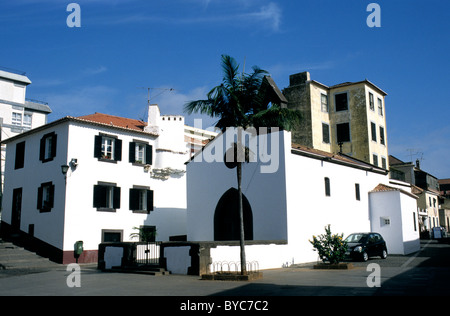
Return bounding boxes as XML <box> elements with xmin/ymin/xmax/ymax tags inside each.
<box><xmin>345</xmin><ymin>233</ymin><xmax>367</xmax><ymax>243</ymax></box>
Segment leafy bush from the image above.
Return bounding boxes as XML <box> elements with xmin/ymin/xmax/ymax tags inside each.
<box><xmin>310</xmin><ymin>225</ymin><xmax>348</xmax><ymax>264</ymax></box>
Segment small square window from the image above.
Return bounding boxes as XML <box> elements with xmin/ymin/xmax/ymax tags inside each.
<box><xmin>12</xmin><ymin>113</ymin><xmax>22</xmax><ymax>126</ymax></box>
<box><xmin>335</xmin><ymin>93</ymin><xmax>348</xmax><ymax>111</ymax></box>
<box><xmin>336</xmin><ymin>123</ymin><xmax>350</xmax><ymax>143</ymax></box>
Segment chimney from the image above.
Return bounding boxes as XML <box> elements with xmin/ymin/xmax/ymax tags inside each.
<box><xmin>415</xmin><ymin>159</ymin><xmax>420</xmax><ymax>169</ymax></box>
<box><xmin>144</xmin><ymin>104</ymin><xmax>160</xmax><ymax>134</ymax></box>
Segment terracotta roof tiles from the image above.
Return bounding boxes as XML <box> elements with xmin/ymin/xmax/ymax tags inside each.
<box><xmin>78</xmin><ymin>112</ymin><xmax>147</xmax><ymax>132</ymax></box>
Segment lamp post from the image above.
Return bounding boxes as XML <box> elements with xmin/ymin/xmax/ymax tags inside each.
<box><xmin>61</xmin><ymin>164</ymin><xmax>69</xmax><ymax>184</ymax></box>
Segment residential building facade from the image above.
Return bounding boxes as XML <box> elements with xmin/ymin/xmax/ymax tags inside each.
<box><xmin>0</xmin><ymin>105</ymin><xmax>198</xmax><ymax>263</ymax></box>
<box><xmin>390</xmin><ymin>155</ymin><xmax>441</xmax><ymax>236</ymax></box>
<box><xmin>0</xmin><ymin>69</ymin><xmax>52</xmax><ymax>196</ymax></box>
<box><xmin>283</xmin><ymin>71</ymin><xmax>388</xmax><ymax>169</ymax></box>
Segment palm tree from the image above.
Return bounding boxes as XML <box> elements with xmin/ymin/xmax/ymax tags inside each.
<box><xmin>184</xmin><ymin>55</ymin><xmax>301</xmax><ymax>275</ymax></box>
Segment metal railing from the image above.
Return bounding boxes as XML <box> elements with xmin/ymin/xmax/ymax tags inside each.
<box><xmin>134</xmin><ymin>242</ymin><xmax>161</xmax><ymax>265</ymax></box>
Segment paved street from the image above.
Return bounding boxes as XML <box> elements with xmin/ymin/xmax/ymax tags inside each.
<box><xmin>0</xmin><ymin>239</ymin><xmax>449</xmax><ymax>298</ymax></box>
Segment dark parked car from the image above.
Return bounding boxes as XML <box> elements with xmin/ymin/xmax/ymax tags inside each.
<box><xmin>344</xmin><ymin>232</ymin><xmax>388</xmax><ymax>262</ymax></box>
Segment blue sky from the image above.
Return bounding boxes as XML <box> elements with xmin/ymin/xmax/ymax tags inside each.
<box><xmin>0</xmin><ymin>0</ymin><xmax>449</xmax><ymax>178</ymax></box>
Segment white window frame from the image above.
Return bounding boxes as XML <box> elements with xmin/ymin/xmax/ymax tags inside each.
<box><xmin>12</xmin><ymin>112</ymin><xmax>22</xmax><ymax>126</ymax></box>
<box><xmin>135</xmin><ymin>143</ymin><xmax>146</xmax><ymax>164</ymax></box>
<box><xmin>23</xmin><ymin>113</ymin><xmax>32</xmax><ymax>129</ymax></box>
<box><xmin>101</xmin><ymin>137</ymin><xmax>115</xmax><ymax>160</ymax></box>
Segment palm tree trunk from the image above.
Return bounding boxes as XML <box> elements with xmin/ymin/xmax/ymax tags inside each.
<box><xmin>237</xmin><ymin>127</ymin><xmax>247</xmax><ymax>275</ymax></box>
<box><xmin>237</xmin><ymin>161</ymin><xmax>246</xmax><ymax>275</ymax></box>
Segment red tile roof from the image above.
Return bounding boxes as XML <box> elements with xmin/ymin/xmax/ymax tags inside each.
<box><xmin>371</xmin><ymin>183</ymin><xmax>418</xmax><ymax>199</ymax></box>
<box><xmin>78</xmin><ymin>113</ymin><xmax>147</xmax><ymax>132</ymax></box>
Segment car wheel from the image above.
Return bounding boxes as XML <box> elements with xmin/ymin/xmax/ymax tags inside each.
<box><xmin>381</xmin><ymin>249</ymin><xmax>387</xmax><ymax>259</ymax></box>
<box><xmin>362</xmin><ymin>252</ymin><xmax>369</xmax><ymax>262</ymax></box>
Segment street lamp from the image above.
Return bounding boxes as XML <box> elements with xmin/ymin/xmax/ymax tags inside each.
<box><xmin>61</xmin><ymin>164</ymin><xmax>69</xmax><ymax>185</ymax></box>
<box><xmin>61</xmin><ymin>164</ymin><xmax>69</xmax><ymax>176</ymax></box>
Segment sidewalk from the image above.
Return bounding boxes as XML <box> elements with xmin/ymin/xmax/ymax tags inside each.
<box><xmin>0</xmin><ymin>239</ymin><xmax>449</xmax><ymax>296</ymax></box>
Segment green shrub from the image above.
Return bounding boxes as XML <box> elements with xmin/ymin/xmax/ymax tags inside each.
<box><xmin>309</xmin><ymin>225</ymin><xmax>348</xmax><ymax>264</ymax></box>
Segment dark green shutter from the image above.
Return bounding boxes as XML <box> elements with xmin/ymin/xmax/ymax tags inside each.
<box><xmin>94</xmin><ymin>136</ymin><xmax>102</xmax><ymax>158</ymax></box>
<box><xmin>39</xmin><ymin>136</ymin><xmax>45</xmax><ymax>161</ymax></box>
<box><xmin>114</xmin><ymin>139</ymin><xmax>122</xmax><ymax>161</ymax></box>
<box><xmin>15</xmin><ymin>141</ymin><xmax>25</xmax><ymax>169</ymax></box>
<box><xmin>145</xmin><ymin>144</ymin><xmax>153</xmax><ymax>165</ymax></box>
<box><xmin>147</xmin><ymin>190</ymin><xmax>154</xmax><ymax>211</ymax></box>
<box><xmin>93</xmin><ymin>185</ymin><xmax>106</xmax><ymax>208</ymax></box>
<box><xmin>51</xmin><ymin>134</ymin><xmax>57</xmax><ymax>159</ymax></box>
<box><xmin>129</xmin><ymin>188</ymin><xmax>139</xmax><ymax>210</ymax></box>
<box><xmin>37</xmin><ymin>186</ymin><xmax>43</xmax><ymax>209</ymax></box>
<box><xmin>129</xmin><ymin>142</ymin><xmax>136</xmax><ymax>163</ymax></box>
<box><xmin>49</xmin><ymin>184</ymin><xmax>55</xmax><ymax>208</ymax></box>
<box><xmin>113</xmin><ymin>186</ymin><xmax>121</xmax><ymax>209</ymax></box>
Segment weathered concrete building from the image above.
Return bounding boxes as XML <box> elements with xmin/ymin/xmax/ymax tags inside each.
<box><xmin>283</xmin><ymin>72</ymin><xmax>388</xmax><ymax>169</ymax></box>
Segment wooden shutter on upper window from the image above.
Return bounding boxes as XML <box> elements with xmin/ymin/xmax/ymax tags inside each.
<box><xmin>94</xmin><ymin>135</ymin><xmax>102</xmax><ymax>158</ymax></box>
<box><xmin>145</xmin><ymin>144</ymin><xmax>153</xmax><ymax>165</ymax></box>
<box><xmin>129</xmin><ymin>188</ymin><xmax>139</xmax><ymax>210</ymax></box>
<box><xmin>39</xmin><ymin>137</ymin><xmax>45</xmax><ymax>161</ymax></box>
<box><xmin>147</xmin><ymin>190</ymin><xmax>154</xmax><ymax>211</ymax></box>
<box><xmin>113</xmin><ymin>186</ymin><xmax>121</xmax><ymax>209</ymax></box>
<box><xmin>129</xmin><ymin>142</ymin><xmax>136</xmax><ymax>163</ymax></box>
<box><xmin>37</xmin><ymin>186</ymin><xmax>43</xmax><ymax>209</ymax></box>
<box><xmin>50</xmin><ymin>134</ymin><xmax>57</xmax><ymax>159</ymax></box>
<box><xmin>93</xmin><ymin>185</ymin><xmax>106</xmax><ymax>208</ymax></box>
<box><xmin>114</xmin><ymin>139</ymin><xmax>122</xmax><ymax>161</ymax></box>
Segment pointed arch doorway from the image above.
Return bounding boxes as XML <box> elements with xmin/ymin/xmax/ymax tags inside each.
<box><xmin>214</xmin><ymin>188</ymin><xmax>253</xmax><ymax>241</ymax></box>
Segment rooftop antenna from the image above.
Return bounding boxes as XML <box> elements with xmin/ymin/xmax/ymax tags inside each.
<box><xmin>406</xmin><ymin>148</ymin><xmax>424</xmax><ymax>164</ymax></box>
<box><xmin>137</xmin><ymin>87</ymin><xmax>176</xmax><ymax>120</ymax></box>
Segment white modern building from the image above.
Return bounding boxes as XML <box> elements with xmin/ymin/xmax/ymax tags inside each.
<box><xmin>0</xmin><ymin>105</ymin><xmax>194</xmax><ymax>263</ymax></box>
<box><xmin>0</xmin><ymin>69</ymin><xmax>52</xmax><ymax>195</ymax></box>
<box><xmin>183</xmin><ymin>128</ymin><xmax>420</xmax><ymax>271</ymax></box>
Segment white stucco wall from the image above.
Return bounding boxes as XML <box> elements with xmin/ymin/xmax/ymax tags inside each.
<box><xmin>369</xmin><ymin>190</ymin><xmax>420</xmax><ymax>255</ymax></box>
<box><xmin>2</xmin><ymin>118</ymin><xmax>188</xmax><ymax>254</ymax></box>
<box><xmin>63</xmin><ymin>122</ymin><xmax>187</xmax><ymax>252</ymax></box>
<box><xmin>187</xmin><ymin>130</ymin><xmax>393</xmax><ymax>269</ymax></box>
<box><xmin>186</xmin><ymin>128</ymin><xmax>289</xmax><ymax>242</ymax></box>
<box><xmin>2</xmin><ymin>122</ymin><xmax>69</xmax><ymax>249</ymax></box>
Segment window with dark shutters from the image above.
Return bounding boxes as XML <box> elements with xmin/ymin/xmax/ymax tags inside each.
<box><xmin>37</xmin><ymin>182</ymin><xmax>55</xmax><ymax>212</ymax></box>
<box><xmin>93</xmin><ymin>183</ymin><xmax>120</xmax><ymax>211</ymax></box>
<box><xmin>129</xmin><ymin>141</ymin><xmax>153</xmax><ymax>165</ymax></box>
<box><xmin>39</xmin><ymin>132</ymin><xmax>57</xmax><ymax>163</ymax></box>
<box><xmin>129</xmin><ymin>188</ymin><xmax>154</xmax><ymax>213</ymax></box>
<box><xmin>94</xmin><ymin>134</ymin><xmax>122</xmax><ymax>162</ymax></box>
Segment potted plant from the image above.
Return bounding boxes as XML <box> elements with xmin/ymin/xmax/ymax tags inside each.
<box><xmin>309</xmin><ymin>225</ymin><xmax>352</xmax><ymax>269</ymax></box>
